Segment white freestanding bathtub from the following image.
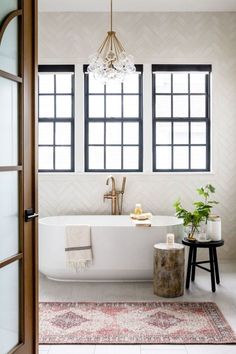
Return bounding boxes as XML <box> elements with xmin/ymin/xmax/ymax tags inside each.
<box><xmin>39</xmin><ymin>215</ymin><xmax>183</xmax><ymax>281</ymax></box>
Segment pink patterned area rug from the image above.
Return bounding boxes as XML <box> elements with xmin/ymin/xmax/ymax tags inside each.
<box><xmin>39</xmin><ymin>302</ymin><xmax>236</xmax><ymax>344</ymax></box>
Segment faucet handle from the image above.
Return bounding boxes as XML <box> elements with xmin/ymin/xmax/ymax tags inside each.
<box><xmin>103</xmin><ymin>192</ymin><xmax>111</xmax><ymax>202</ymax></box>
<box><xmin>121</xmin><ymin>177</ymin><xmax>126</xmax><ymax>194</ymax></box>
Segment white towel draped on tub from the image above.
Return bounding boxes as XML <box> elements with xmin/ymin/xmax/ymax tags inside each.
<box><xmin>65</xmin><ymin>225</ymin><xmax>92</xmax><ymax>271</ymax></box>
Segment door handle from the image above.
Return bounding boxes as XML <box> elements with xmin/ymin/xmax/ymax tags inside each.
<box><xmin>25</xmin><ymin>208</ymin><xmax>39</xmax><ymax>222</ymax></box>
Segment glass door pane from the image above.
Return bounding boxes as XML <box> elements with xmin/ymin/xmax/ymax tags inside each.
<box><xmin>0</xmin><ymin>0</ymin><xmax>18</xmax><ymax>23</ymax></box>
<box><xmin>0</xmin><ymin>172</ymin><xmax>19</xmax><ymax>261</ymax></box>
<box><xmin>0</xmin><ymin>77</ymin><xmax>18</xmax><ymax>166</ymax></box>
<box><xmin>0</xmin><ymin>17</ymin><xmax>19</xmax><ymax>76</ymax></box>
<box><xmin>0</xmin><ymin>261</ymin><xmax>20</xmax><ymax>354</ymax></box>
<box><xmin>0</xmin><ymin>0</ymin><xmax>19</xmax><ymax>76</ymax></box>
<box><xmin>0</xmin><ymin>3</ymin><xmax>21</xmax><ymax>354</ymax></box>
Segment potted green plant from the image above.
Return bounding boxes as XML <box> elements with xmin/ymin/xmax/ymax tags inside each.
<box><xmin>173</xmin><ymin>184</ymin><xmax>218</xmax><ymax>240</ymax></box>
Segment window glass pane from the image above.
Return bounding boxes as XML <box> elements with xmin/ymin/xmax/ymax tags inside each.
<box><xmin>89</xmin><ymin>96</ymin><xmax>104</xmax><ymax>118</ymax></box>
<box><xmin>191</xmin><ymin>122</ymin><xmax>206</xmax><ymax>144</ymax></box>
<box><xmin>156</xmin><ymin>146</ymin><xmax>171</xmax><ymax>169</ymax></box>
<box><xmin>0</xmin><ymin>78</ymin><xmax>18</xmax><ymax>166</ymax></box>
<box><xmin>86</xmin><ymin>67</ymin><xmax>142</xmax><ymax>171</ymax></box>
<box><xmin>123</xmin><ymin>95</ymin><xmax>139</xmax><ymax>118</ymax></box>
<box><xmin>38</xmin><ymin>66</ymin><xmax>74</xmax><ymax>172</ymax></box>
<box><xmin>155</xmin><ymin>73</ymin><xmax>171</xmax><ymax>93</ymax></box>
<box><xmin>39</xmin><ymin>96</ymin><xmax>54</xmax><ymax>118</ymax></box>
<box><xmin>39</xmin><ymin>74</ymin><xmax>54</xmax><ymax>93</ymax></box>
<box><xmin>39</xmin><ymin>122</ymin><xmax>53</xmax><ymax>145</ymax></box>
<box><xmin>55</xmin><ymin>122</ymin><xmax>71</xmax><ymax>145</ymax></box>
<box><xmin>123</xmin><ymin>122</ymin><xmax>139</xmax><ymax>144</ymax></box>
<box><xmin>106</xmin><ymin>146</ymin><xmax>121</xmax><ymax>169</ymax></box>
<box><xmin>173</xmin><ymin>146</ymin><xmax>189</xmax><ymax>169</ymax></box>
<box><xmin>173</xmin><ymin>95</ymin><xmax>188</xmax><ymax>117</ymax></box>
<box><xmin>190</xmin><ymin>73</ymin><xmax>206</xmax><ymax>93</ymax></box>
<box><xmin>89</xmin><ymin>74</ymin><xmax>104</xmax><ymax>94</ymax></box>
<box><xmin>0</xmin><ymin>261</ymin><xmax>20</xmax><ymax>354</ymax></box>
<box><xmin>0</xmin><ymin>172</ymin><xmax>19</xmax><ymax>261</ymax></box>
<box><xmin>123</xmin><ymin>73</ymin><xmax>139</xmax><ymax>93</ymax></box>
<box><xmin>156</xmin><ymin>122</ymin><xmax>171</xmax><ymax>144</ymax></box>
<box><xmin>190</xmin><ymin>96</ymin><xmax>206</xmax><ymax>117</ymax></box>
<box><xmin>106</xmin><ymin>80</ymin><xmax>121</xmax><ymax>93</ymax></box>
<box><xmin>56</xmin><ymin>74</ymin><xmax>72</xmax><ymax>93</ymax></box>
<box><xmin>123</xmin><ymin>146</ymin><xmax>139</xmax><ymax>170</ymax></box>
<box><xmin>55</xmin><ymin>147</ymin><xmax>71</xmax><ymax>170</ymax></box>
<box><xmin>89</xmin><ymin>146</ymin><xmax>104</xmax><ymax>169</ymax></box>
<box><xmin>106</xmin><ymin>95</ymin><xmax>121</xmax><ymax>118</ymax></box>
<box><xmin>173</xmin><ymin>73</ymin><xmax>188</xmax><ymax>93</ymax></box>
<box><xmin>156</xmin><ymin>95</ymin><xmax>171</xmax><ymax>117</ymax></box>
<box><xmin>0</xmin><ymin>17</ymin><xmax>18</xmax><ymax>76</ymax></box>
<box><xmin>38</xmin><ymin>146</ymin><xmax>54</xmax><ymax>170</ymax></box>
<box><xmin>173</xmin><ymin>122</ymin><xmax>189</xmax><ymax>145</ymax></box>
<box><xmin>56</xmin><ymin>96</ymin><xmax>72</xmax><ymax>118</ymax></box>
<box><xmin>106</xmin><ymin>122</ymin><xmax>121</xmax><ymax>144</ymax></box>
<box><xmin>153</xmin><ymin>67</ymin><xmax>210</xmax><ymax>172</ymax></box>
<box><xmin>191</xmin><ymin>146</ymin><xmax>206</xmax><ymax>169</ymax></box>
<box><xmin>89</xmin><ymin>123</ymin><xmax>104</xmax><ymax>144</ymax></box>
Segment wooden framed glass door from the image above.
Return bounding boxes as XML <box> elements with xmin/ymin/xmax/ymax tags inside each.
<box><xmin>0</xmin><ymin>1</ymin><xmax>38</xmax><ymax>354</ymax></box>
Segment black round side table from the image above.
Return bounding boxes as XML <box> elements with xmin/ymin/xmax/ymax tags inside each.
<box><xmin>182</xmin><ymin>238</ymin><xmax>224</xmax><ymax>292</ymax></box>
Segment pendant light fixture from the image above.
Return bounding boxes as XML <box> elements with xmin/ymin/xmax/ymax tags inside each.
<box><xmin>87</xmin><ymin>0</ymin><xmax>136</xmax><ymax>83</ymax></box>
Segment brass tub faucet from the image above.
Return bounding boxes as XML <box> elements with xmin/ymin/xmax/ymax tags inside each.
<box><xmin>104</xmin><ymin>175</ymin><xmax>126</xmax><ymax>215</ymax></box>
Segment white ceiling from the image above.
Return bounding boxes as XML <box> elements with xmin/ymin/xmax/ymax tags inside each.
<box><xmin>39</xmin><ymin>0</ymin><xmax>236</xmax><ymax>12</ymax></box>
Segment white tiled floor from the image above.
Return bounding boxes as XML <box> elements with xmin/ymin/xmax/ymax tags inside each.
<box><xmin>39</xmin><ymin>261</ymin><xmax>236</xmax><ymax>354</ymax></box>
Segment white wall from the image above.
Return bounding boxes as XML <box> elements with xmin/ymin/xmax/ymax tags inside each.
<box><xmin>38</xmin><ymin>12</ymin><xmax>236</xmax><ymax>259</ymax></box>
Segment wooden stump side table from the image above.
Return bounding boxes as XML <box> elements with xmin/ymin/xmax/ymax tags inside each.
<box><xmin>153</xmin><ymin>243</ymin><xmax>185</xmax><ymax>298</ymax></box>
<box><xmin>182</xmin><ymin>238</ymin><xmax>224</xmax><ymax>292</ymax></box>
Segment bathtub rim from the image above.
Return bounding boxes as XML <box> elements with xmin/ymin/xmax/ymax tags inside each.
<box><xmin>39</xmin><ymin>214</ymin><xmax>183</xmax><ymax>228</ymax></box>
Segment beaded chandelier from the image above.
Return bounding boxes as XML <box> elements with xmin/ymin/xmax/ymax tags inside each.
<box><xmin>87</xmin><ymin>0</ymin><xmax>136</xmax><ymax>83</ymax></box>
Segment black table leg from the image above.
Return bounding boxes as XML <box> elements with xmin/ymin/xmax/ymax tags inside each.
<box><xmin>186</xmin><ymin>246</ymin><xmax>193</xmax><ymax>289</ymax></box>
<box><xmin>209</xmin><ymin>247</ymin><xmax>216</xmax><ymax>292</ymax></box>
<box><xmin>191</xmin><ymin>247</ymin><xmax>197</xmax><ymax>282</ymax></box>
<box><xmin>213</xmin><ymin>246</ymin><xmax>220</xmax><ymax>284</ymax></box>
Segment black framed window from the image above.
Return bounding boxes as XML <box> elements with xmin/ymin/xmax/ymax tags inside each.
<box><xmin>38</xmin><ymin>65</ymin><xmax>75</xmax><ymax>172</ymax></box>
<box><xmin>84</xmin><ymin>65</ymin><xmax>143</xmax><ymax>172</ymax></box>
<box><xmin>152</xmin><ymin>64</ymin><xmax>211</xmax><ymax>172</ymax></box>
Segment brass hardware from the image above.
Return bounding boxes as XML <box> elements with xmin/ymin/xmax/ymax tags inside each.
<box><xmin>104</xmin><ymin>175</ymin><xmax>126</xmax><ymax>215</ymax></box>
<box><xmin>119</xmin><ymin>177</ymin><xmax>126</xmax><ymax>215</ymax></box>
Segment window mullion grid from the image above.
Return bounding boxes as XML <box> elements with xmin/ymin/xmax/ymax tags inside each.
<box><xmin>38</xmin><ymin>66</ymin><xmax>75</xmax><ymax>172</ymax></box>
<box><xmin>53</xmin><ymin>74</ymin><xmax>56</xmax><ymax>170</ymax></box>
<box><xmin>121</xmin><ymin>83</ymin><xmax>124</xmax><ymax>170</ymax></box>
<box><xmin>104</xmin><ymin>85</ymin><xmax>107</xmax><ymax>170</ymax></box>
<box><xmin>206</xmin><ymin>73</ymin><xmax>211</xmax><ymax>171</ymax></box>
<box><xmin>86</xmin><ymin>70</ymin><xmax>142</xmax><ymax>172</ymax></box>
<box><xmin>139</xmin><ymin>72</ymin><xmax>143</xmax><ymax>171</ymax></box>
<box><xmin>85</xmin><ymin>74</ymin><xmax>89</xmax><ymax>171</ymax></box>
<box><xmin>39</xmin><ymin>93</ymin><xmax>72</xmax><ymax>96</ymax></box>
<box><xmin>188</xmin><ymin>73</ymin><xmax>191</xmax><ymax>170</ymax></box>
<box><xmin>71</xmin><ymin>74</ymin><xmax>75</xmax><ymax>171</ymax></box>
<box><xmin>153</xmin><ymin>73</ymin><xmax>156</xmax><ymax>171</ymax></box>
<box><xmin>171</xmin><ymin>73</ymin><xmax>174</xmax><ymax>170</ymax></box>
<box><xmin>153</xmin><ymin>67</ymin><xmax>211</xmax><ymax>173</ymax></box>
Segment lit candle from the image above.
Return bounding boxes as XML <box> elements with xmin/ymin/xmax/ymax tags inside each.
<box><xmin>166</xmin><ymin>233</ymin><xmax>175</xmax><ymax>245</ymax></box>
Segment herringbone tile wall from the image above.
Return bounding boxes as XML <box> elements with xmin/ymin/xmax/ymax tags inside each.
<box><xmin>38</xmin><ymin>12</ymin><xmax>236</xmax><ymax>259</ymax></box>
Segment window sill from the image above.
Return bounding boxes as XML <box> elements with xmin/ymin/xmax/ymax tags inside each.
<box><xmin>38</xmin><ymin>170</ymin><xmax>215</xmax><ymax>176</ymax></box>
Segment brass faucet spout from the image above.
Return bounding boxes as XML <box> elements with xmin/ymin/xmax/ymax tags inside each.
<box><xmin>104</xmin><ymin>175</ymin><xmax>126</xmax><ymax>215</ymax></box>
<box><xmin>106</xmin><ymin>175</ymin><xmax>116</xmax><ymax>195</ymax></box>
